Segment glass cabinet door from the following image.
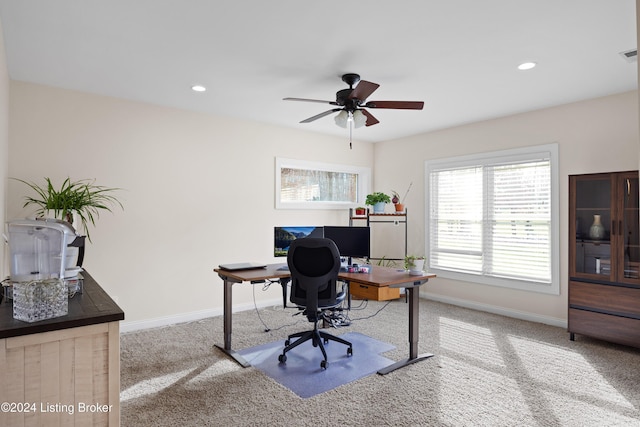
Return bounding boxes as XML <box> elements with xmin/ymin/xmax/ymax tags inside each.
<box><xmin>619</xmin><ymin>173</ymin><xmax>639</xmax><ymax>284</ymax></box>
<box><xmin>572</xmin><ymin>175</ymin><xmax>612</xmax><ymax>279</ymax></box>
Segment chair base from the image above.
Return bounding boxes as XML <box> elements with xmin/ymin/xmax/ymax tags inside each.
<box><xmin>278</xmin><ymin>322</ymin><xmax>353</xmax><ymax>369</ymax></box>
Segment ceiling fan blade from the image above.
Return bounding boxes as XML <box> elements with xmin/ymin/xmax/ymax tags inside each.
<box><xmin>284</xmin><ymin>97</ymin><xmax>338</xmax><ymax>105</ymax></box>
<box><xmin>361</xmin><ymin>109</ymin><xmax>380</xmax><ymax>126</ymax></box>
<box><xmin>348</xmin><ymin>80</ymin><xmax>380</xmax><ymax>101</ymax></box>
<box><xmin>300</xmin><ymin>108</ymin><xmax>342</xmax><ymax>123</ymax></box>
<box><xmin>365</xmin><ymin>100</ymin><xmax>424</xmax><ymax>110</ymax></box>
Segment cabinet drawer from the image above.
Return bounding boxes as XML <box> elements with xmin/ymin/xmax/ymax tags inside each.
<box><xmin>350</xmin><ymin>283</ymin><xmax>400</xmax><ymax>301</ymax></box>
<box><xmin>569</xmin><ymin>308</ymin><xmax>640</xmax><ymax>348</ymax></box>
<box><xmin>569</xmin><ymin>281</ymin><xmax>640</xmax><ymax>317</ymax></box>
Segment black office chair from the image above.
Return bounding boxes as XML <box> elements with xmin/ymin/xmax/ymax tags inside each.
<box><xmin>278</xmin><ymin>238</ymin><xmax>353</xmax><ymax>369</ymax></box>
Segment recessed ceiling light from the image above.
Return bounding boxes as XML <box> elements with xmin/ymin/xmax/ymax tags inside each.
<box><xmin>517</xmin><ymin>62</ymin><xmax>537</xmax><ymax>71</ymax></box>
<box><xmin>191</xmin><ymin>85</ymin><xmax>207</xmax><ymax>92</ymax></box>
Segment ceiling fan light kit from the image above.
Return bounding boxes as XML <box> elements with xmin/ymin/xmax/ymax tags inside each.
<box><xmin>334</xmin><ymin>110</ymin><xmax>367</xmax><ymax>129</ymax></box>
<box><xmin>284</xmin><ymin>73</ymin><xmax>424</xmax><ymax>148</ymax></box>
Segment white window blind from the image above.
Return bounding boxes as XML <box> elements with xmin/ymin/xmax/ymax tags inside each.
<box><xmin>275</xmin><ymin>158</ymin><xmax>371</xmax><ymax>209</ymax></box>
<box><xmin>426</xmin><ymin>144</ymin><xmax>559</xmax><ymax>294</ymax></box>
<box><xmin>280</xmin><ymin>167</ymin><xmax>357</xmax><ymax>203</ymax></box>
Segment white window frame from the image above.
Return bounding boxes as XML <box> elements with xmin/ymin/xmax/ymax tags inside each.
<box><xmin>275</xmin><ymin>157</ymin><xmax>371</xmax><ymax>209</ymax></box>
<box><xmin>425</xmin><ymin>143</ymin><xmax>559</xmax><ymax>294</ymax></box>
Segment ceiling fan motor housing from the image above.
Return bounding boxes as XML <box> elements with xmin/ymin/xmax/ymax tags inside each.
<box><xmin>336</xmin><ymin>89</ymin><xmax>360</xmax><ymax>110</ymax></box>
<box><xmin>341</xmin><ymin>73</ymin><xmax>361</xmax><ymax>88</ymax></box>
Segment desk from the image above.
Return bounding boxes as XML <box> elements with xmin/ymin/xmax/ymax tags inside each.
<box><xmin>214</xmin><ymin>264</ymin><xmax>436</xmax><ymax>375</ymax></box>
<box><xmin>214</xmin><ymin>264</ymin><xmax>291</xmax><ymax>367</ymax></box>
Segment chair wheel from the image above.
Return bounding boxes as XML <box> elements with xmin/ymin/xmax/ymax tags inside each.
<box><xmin>284</xmin><ymin>339</ymin><xmax>290</xmax><ymax>346</ymax></box>
<box><xmin>324</xmin><ymin>338</ymin><xmax>329</xmax><ymax>344</ymax></box>
<box><xmin>347</xmin><ymin>347</ymin><xmax>353</xmax><ymax>356</ymax></box>
<box><xmin>278</xmin><ymin>354</ymin><xmax>287</xmax><ymax>363</ymax></box>
<box><xmin>320</xmin><ymin>360</ymin><xmax>327</xmax><ymax>369</ymax></box>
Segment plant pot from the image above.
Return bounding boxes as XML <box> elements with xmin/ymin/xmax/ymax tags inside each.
<box><xmin>372</xmin><ymin>202</ymin><xmax>386</xmax><ymax>213</ymax></box>
<box><xmin>394</xmin><ymin>203</ymin><xmax>405</xmax><ymax>213</ymax></box>
<box><xmin>355</xmin><ymin>208</ymin><xmax>366</xmax><ymax>216</ymax></box>
<box><xmin>42</xmin><ymin>210</ymin><xmax>82</xmax><ymax>269</ymax></box>
<box><xmin>409</xmin><ymin>258</ymin><xmax>425</xmax><ymax>275</ymax></box>
<box><xmin>44</xmin><ymin>209</ymin><xmax>81</xmax><ymax>231</ymax></box>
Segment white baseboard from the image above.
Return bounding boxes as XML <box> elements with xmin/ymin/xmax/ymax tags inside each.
<box><xmin>121</xmin><ymin>293</ymin><xmax>567</xmax><ymax>334</ymax></box>
<box><xmin>420</xmin><ymin>291</ymin><xmax>567</xmax><ymax>329</ymax></box>
<box><xmin>120</xmin><ymin>297</ymin><xmax>283</xmax><ymax>333</ymax></box>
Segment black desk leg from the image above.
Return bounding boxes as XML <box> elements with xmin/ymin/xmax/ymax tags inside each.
<box><xmin>377</xmin><ymin>282</ymin><xmax>434</xmax><ymax>375</ymax></box>
<box><xmin>214</xmin><ymin>276</ymin><xmax>251</xmax><ymax>368</ymax></box>
<box><xmin>280</xmin><ymin>278</ymin><xmax>290</xmax><ymax>308</ymax></box>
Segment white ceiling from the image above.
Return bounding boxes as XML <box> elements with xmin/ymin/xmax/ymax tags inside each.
<box><xmin>0</xmin><ymin>1</ymin><xmax>637</xmax><ymax>143</ymax></box>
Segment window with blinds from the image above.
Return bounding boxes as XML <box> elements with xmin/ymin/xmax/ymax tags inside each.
<box><xmin>280</xmin><ymin>167</ymin><xmax>357</xmax><ymax>203</ymax></box>
<box><xmin>275</xmin><ymin>158</ymin><xmax>371</xmax><ymax>209</ymax></box>
<box><xmin>425</xmin><ymin>144</ymin><xmax>559</xmax><ymax>294</ymax></box>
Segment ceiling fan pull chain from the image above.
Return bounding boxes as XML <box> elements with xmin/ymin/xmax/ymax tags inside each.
<box><xmin>349</xmin><ymin>120</ymin><xmax>353</xmax><ymax>150</ymax></box>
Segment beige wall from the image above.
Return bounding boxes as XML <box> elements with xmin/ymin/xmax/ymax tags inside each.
<box><xmin>0</xmin><ymin>19</ymin><xmax>8</xmax><ymax>278</ymax></box>
<box><xmin>376</xmin><ymin>91</ymin><xmax>639</xmax><ymax>325</ymax></box>
<box><xmin>8</xmin><ymin>83</ymin><xmax>638</xmax><ymax>330</ymax></box>
<box><xmin>7</xmin><ymin>81</ymin><xmax>374</xmax><ymax>328</ymax></box>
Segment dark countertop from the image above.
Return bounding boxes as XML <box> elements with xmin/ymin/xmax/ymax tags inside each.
<box><xmin>0</xmin><ymin>271</ymin><xmax>125</xmax><ymax>339</ymax></box>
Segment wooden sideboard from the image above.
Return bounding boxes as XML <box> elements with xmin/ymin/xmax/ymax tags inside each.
<box><xmin>0</xmin><ymin>271</ymin><xmax>124</xmax><ymax>426</ymax></box>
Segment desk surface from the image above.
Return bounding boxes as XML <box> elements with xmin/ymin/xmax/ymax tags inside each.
<box><xmin>215</xmin><ymin>263</ymin><xmax>435</xmax><ymax>287</ymax></box>
<box><xmin>339</xmin><ymin>265</ymin><xmax>435</xmax><ymax>287</ymax></box>
<box><xmin>215</xmin><ymin>264</ymin><xmax>292</xmax><ymax>282</ymax></box>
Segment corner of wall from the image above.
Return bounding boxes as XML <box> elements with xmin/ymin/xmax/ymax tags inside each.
<box><xmin>0</xmin><ymin>17</ymin><xmax>10</xmax><ymax>280</ymax></box>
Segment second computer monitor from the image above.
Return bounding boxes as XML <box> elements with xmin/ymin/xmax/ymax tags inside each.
<box><xmin>323</xmin><ymin>226</ymin><xmax>370</xmax><ymax>264</ymax></box>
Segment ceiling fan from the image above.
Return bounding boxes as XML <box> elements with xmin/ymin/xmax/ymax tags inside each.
<box><xmin>283</xmin><ymin>73</ymin><xmax>424</xmax><ymax>129</ymax></box>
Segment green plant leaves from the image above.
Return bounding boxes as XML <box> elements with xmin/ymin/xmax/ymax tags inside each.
<box><xmin>13</xmin><ymin>177</ymin><xmax>123</xmax><ymax>242</ymax></box>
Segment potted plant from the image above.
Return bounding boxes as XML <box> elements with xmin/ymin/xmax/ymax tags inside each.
<box><xmin>404</xmin><ymin>255</ymin><xmax>426</xmax><ymax>275</ymax></box>
<box><xmin>391</xmin><ymin>182</ymin><xmax>412</xmax><ymax>213</ymax></box>
<box><xmin>365</xmin><ymin>192</ymin><xmax>391</xmax><ymax>213</ymax></box>
<box><xmin>354</xmin><ymin>206</ymin><xmax>367</xmax><ymax>216</ymax></box>
<box><xmin>14</xmin><ymin>177</ymin><xmax>123</xmax><ymax>242</ymax></box>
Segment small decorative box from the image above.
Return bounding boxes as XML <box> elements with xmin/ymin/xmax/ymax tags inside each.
<box><xmin>12</xmin><ymin>279</ymin><xmax>68</xmax><ymax>322</ymax></box>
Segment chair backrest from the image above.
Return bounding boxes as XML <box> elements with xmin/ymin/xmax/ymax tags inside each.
<box><xmin>287</xmin><ymin>238</ymin><xmax>342</xmax><ymax>316</ymax></box>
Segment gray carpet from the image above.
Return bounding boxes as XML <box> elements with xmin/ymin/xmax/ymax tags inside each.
<box><xmin>120</xmin><ymin>298</ymin><xmax>640</xmax><ymax>426</ymax></box>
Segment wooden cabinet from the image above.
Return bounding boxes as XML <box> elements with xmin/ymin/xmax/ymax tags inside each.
<box><xmin>0</xmin><ymin>272</ymin><xmax>124</xmax><ymax>426</ymax></box>
<box><xmin>568</xmin><ymin>171</ymin><xmax>640</xmax><ymax>347</ymax></box>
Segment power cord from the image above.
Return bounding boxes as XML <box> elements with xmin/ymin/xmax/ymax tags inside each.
<box><xmin>349</xmin><ymin>299</ymin><xmax>393</xmax><ymax>322</ymax></box>
<box><xmin>249</xmin><ymin>278</ymin><xmax>392</xmax><ymax>332</ymax></box>
<box><xmin>251</xmin><ymin>281</ymin><xmax>272</xmax><ymax>332</ymax></box>
<box><xmin>251</xmin><ymin>279</ymin><xmax>302</xmax><ymax>333</ymax></box>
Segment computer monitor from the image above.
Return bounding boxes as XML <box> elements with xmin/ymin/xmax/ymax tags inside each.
<box><xmin>323</xmin><ymin>226</ymin><xmax>370</xmax><ymax>265</ymax></box>
<box><xmin>274</xmin><ymin>226</ymin><xmax>323</xmax><ymax>257</ymax></box>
